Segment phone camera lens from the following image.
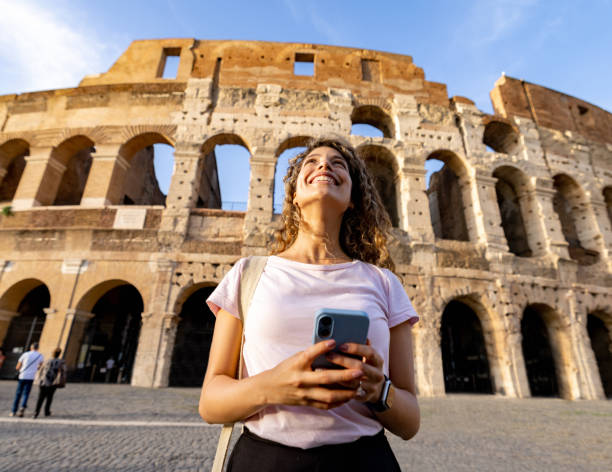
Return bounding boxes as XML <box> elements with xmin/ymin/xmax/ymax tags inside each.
<box><xmin>318</xmin><ymin>316</ymin><xmax>333</xmax><ymax>338</ymax></box>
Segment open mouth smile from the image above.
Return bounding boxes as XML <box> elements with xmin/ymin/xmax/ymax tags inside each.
<box><xmin>308</xmin><ymin>172</ymin><xmax>338</xmax><ymax>185</ymax></box>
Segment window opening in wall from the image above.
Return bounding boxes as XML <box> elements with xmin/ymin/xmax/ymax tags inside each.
<box><xmin>577</xmin><ymin>105</ymin><xmax>589</xmax><ymax>115</ymax></box>
<box><xmin>426</xmin><ymin>154</ymin><xmax>469</xmax><ymax>241</ymax></box>
<box><xmin>483</xmin><ymin>121</ymin><xmax>519</xmax><ymax>154</ymax></box>
<box><xmin>493</xmin><ymin>169</ymin><xmax>532</xmax><ymax>257</ymax></box>
<box><xmin>214</xmin><ymin>144</ymin><xmax>251</xmax><ymax>211</ymax></box>
<box><xmin>294</xmin><ymin>53</ymin><xmax>315</xmax><ymax>76</ymax></box>
<box><xmin>441</xmin><ymin>301</ymin><xmax>493</xmax><ymax>394</ymax></box>
<box><xmin>425</xmin><ymin>159</ymin><xmax>444</xmax><ymax>189</ymax></box>
<box><xmin>152</xmin><ymin>144</ymin><xmax>173</xmax><ymax>197</ymax></box>
<box><xmin>361</xmin><ymin>147</ymin><xmax>399</xmax><ymax>227</ymax></box>
<box><xmin>274</xmin><ymin>147</ymin><xmax>306</xmax><ymax>214</ymax></box>
<box><xmin>53</xmin><ymin>137</ymin><xmax>95</xmax><ymax>206</ymax></box>
<box><xmin>159</xmin><ymin>48</ymin><xmax>181</xmax><ymax>79</ymax></box>
<box><xmin>351</xmin><ymin>124</ymin><xmax>384</xmax><ymax>138</ymax></box>
<box><xmin>0</xmin><ymin>140</ymin><xmax>29</xmax><ymax>203</ymax></box>
<box><xmin>587</xmin><ymin>313</ymin><xmax>612</xmax><ymax>398</ymax></box>
<box><xmin>350</xmin><ymin>105</ymin><xmax>393</xmax><ymax>139</ymax></box>
<box><xmin>170</xmin><ymin>286</ymin><xmax>217</xmax><ymax>387</ymax></box>
<box><xmin>604</xmin><ymin>187</ymin><xmax>612</xmax><ymax>227</ymax></box>
<box><xmin>361</xmin><ymin>59</ymin><xmax>380</xmax><ymax>82</ymax></box>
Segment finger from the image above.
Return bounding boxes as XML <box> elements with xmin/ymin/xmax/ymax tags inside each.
<box><xmin>299</xmin><ymin>340</ymin><xmax>336</xmax><ymax>366</ymax></box>
<box><xmin>339</xmin><ymin>343</ymin><xmax>383</xmax><ymax>367</ymax></box>
<box><xmin>325</xmin><ymin>352</ymin><xmax>363</xmax><ymax>370</ymax></box>
<box><xmin>305</xmin><ymin>367</ymin><xmax>363</xmax><ymax>387</ymax></box>
<box><xmin>300</xmin><ymin>386</ymin><xmax>356</xmax><ymax>405</ymax></box>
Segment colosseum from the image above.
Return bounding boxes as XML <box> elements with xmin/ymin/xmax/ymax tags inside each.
<box><xmin>0</xmin><ymin>39</ymin><xmax>610</xmax><ymax>399</ymax></box>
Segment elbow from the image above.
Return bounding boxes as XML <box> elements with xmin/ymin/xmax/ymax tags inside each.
<box><xmin>198</xmin><ymin>399</ymin><xmax>220</xmax><ymax>424</ymax></box>
<box><xmin>398</xmin><ymin>419</ymin><xmax>420</xmax><ymax>441</ymax></box>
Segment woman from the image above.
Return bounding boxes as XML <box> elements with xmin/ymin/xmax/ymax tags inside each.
<box><xmin>34</xmin><ymin>347</ymin><xmax>66</xmax><ymax>418</ymax></box>
<box><xmin>200</xmin><ymin>137</ymin><xmax>419</xmax><ymax>471</ymax></box>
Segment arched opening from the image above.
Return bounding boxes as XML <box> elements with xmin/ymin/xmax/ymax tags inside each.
<box><xmin>521</xmin><ymin>305</ymin><xmax>559</xmax><ymax>397</ymax></box>
<box><xmin>493</xmin><ymin>166</ymin><xmax>533</xmax><ymax>257</ymax></box>
<box><xmin>274</xmin><ymin>136</ymin><xmax>309</xmax><ymax>214</ymax></box>
<box><xmin>169</xmin><ymin>286</ymin><xmax>216</xmax><ymax>386</ymax></box>
<box><xmin>587</xmin><ymin>312</ymin><xmax>612</xmax><ymax>398</ymax></box>
<box><xmin>357</xmin><ymin>144</ymin><xmax>399</xmax><ymax>227</ymax></box>
<box><xmin>553</xmin><ymin>174</ymin><xmax>599</xmax><ymax>265</ymax></box>
<box><xmin>0</xmin><ymin>139</ymin><xmax>29</xmax><ymax>203</ymax></box>
<box><xmin>426</xmin><ymin>150</ymin><xmax>470</xmax><ymax>241</ymax></box>
<box><xmin>0</xmin><ymin>284</ymin><xmax>49</xmax><ymax>379</ymax></box>
<box><xmin>483</xmin><ymin>120</ymin><xmax>520</xmax><ymax>154</ymax></box>
<box><xmin>52</xmin><ymin>136</ymin><xmax>95</xmax><ymax>205</ymax></box>
<box><xmin>351</xmin><ymin>105</ymin><xmax>394</xmax><ymax>138</ymax></box>
<box><xmin>604</xmin><ymin>187</ymin><xmax>612</xmax><ymax>228</ymax></box>
<box><xmin>441</xmin><ymin>300</ymin><xmax>493</xmax><ymax>394</ymax></box>
<box><xmin>199</xmin><ymin>134</ymin><xmax>251</xmax><ymax>211</ymax></box>
<box><xmin>118</xmin><ymin>133</ymin><xmax>173</xmax><ymax>206</ymax></box>
<box><xmin>73</xmin><ymin>285</ymin><xmax>143</xmax><ymax>383</ymax></box>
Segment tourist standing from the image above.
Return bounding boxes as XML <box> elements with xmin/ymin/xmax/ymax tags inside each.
<box><xmin>10</xmin><ymin>342</ymin><xmax>44</xmax><ymax>417</ymax></box>
<box><xmin>34</xmin><ymin>347</ymin><xmax>66</xmax><ymax>418</ymax></box>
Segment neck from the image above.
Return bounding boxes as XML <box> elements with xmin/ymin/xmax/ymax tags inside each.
<box><xmin>280</xmin><ymin>208</ymin><xmax>350</xmax><ymax>264</ymax></box>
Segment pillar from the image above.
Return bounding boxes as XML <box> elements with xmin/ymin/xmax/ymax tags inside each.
<box><xmin>534</xmin><ymin>178</ymin><xmax>570</xmax><ymax>260</ymax></box>
<box><xmin>243</xmin><ymin>150</ymin><xmax>275</xmax><ymax>254</ymax></box>
<box><xmin>81</xmin><ymin>144</ymin><xmax>128</xmax><ymax>206</ymax></box>
<box><xmin>11</xmin><ymin>147</ymin><xmax>64</xmax><ymax>209</ymax></box>
<box><xmin>474</xmin><ymin>171</ymin><xmax>510</xmax><ymax>252</ymax></box>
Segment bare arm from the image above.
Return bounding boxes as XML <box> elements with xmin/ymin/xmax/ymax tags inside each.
<box><xmin>328</xmin><ymin>321</ymin><xmax>420</xmax><ymax>440</ymax></box>
<box><xmin>199</xmin><ymin>309</ymin><xmax>365</xmax><ymax>424</ymax></box>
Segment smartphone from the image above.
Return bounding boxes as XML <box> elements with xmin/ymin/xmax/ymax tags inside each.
<box><xmin>311</xmin><ymin>308</ymin><xmax>369</xmax><ymax>370</ymax></box>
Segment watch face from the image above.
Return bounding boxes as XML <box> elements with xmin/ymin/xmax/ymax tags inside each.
<box><xmin>385</xmin><ymin>383</ymin><xmax>394</xmax><ymax>410</ymax></box>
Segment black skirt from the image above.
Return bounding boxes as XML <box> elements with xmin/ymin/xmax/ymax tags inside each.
<box><xmin>227</xmin><ymin>428</ymin><xmax>401</xmax><ymax>472</ymax></box>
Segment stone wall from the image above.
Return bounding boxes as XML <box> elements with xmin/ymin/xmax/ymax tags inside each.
<box><xmin>0</xmin><ymin>39</ymin><xmax>610</xmax><ymax>399</ymax></box>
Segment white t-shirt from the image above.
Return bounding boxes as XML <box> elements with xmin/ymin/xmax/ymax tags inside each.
<box><xmin>207</xmin><ymin>255</ymin><xmax>419</xmax><ymax>449</ymax></box>
<box><xmin>18</xmin><ymin>350</ymin><xmax>44</xmax><ymax>380</ymax></box>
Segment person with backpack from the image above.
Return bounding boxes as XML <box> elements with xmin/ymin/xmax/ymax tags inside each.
<box><xmin>200</xmin><ymin>137</ymin><xmax>420</xmax><ymax>471</ymax></box>
<box><xmin>34</xmin><ymin>347</ymin><xmax>66</xmax><ymax>418</ymax></box>
<box><xmin>10</xmin><ymin>342</ymin><xmax>44</xmax><ymax>417</ymax></box>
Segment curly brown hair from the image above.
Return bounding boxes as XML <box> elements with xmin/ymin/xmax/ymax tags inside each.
<box><xmin>272</xmin><ymin>136</ymin><xmax>396</xmax><ymax>273</ymax></box>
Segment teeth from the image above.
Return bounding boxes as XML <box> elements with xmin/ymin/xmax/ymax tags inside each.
<box><xmin>313</xmin><ymin>176</ymin><xmax>335</xmax><ymax>183</ymax></box>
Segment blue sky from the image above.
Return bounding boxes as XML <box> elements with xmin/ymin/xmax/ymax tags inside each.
<box><xmin>1</xmin><ymin>0</ymin><xmax>610</xmax><ymax>206</ymax></box>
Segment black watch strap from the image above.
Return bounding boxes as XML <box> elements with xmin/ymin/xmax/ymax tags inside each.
<box><xmin>366</xmin><ymin>375</ymin><xmax>392</xmax><ymax>412</ymax></box>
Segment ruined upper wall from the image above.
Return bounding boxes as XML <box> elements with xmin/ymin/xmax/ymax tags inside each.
<box><xmin>80</xmin><ymin>39</ymin><xmax>451</xmax><ymax>107</ymax></box>
<box><xmin>491</xmin><ymin>75</ymin><xmax>612</xmax><ymax>146</ymax></box>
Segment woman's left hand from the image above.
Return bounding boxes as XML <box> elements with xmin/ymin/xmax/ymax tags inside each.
<box><xmin>326</xmin><ymin>340</ymin><xmax>385</xmax><ymax>403</ymax></box>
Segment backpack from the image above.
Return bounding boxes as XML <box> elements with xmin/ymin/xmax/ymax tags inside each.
<box><xmin>52</xmin><ymin>361</ymin><xmax>67</xmax><ymax>388</ymax></box>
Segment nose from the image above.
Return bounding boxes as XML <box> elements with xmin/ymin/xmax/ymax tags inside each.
<box><xmin>317</xmin><ymin>157</ymin><xmax>332</xmax><ymax>170</ymax></box>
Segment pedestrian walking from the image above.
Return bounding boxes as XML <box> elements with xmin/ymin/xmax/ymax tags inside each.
<box><xmin>34</xmin><ymin>347</ymin><xmax>66</xmax><ymax>418</ymax></box>
<box><xmin>10</xmin><ymin>342</ymin><xmax>44</xmax><ymax>417</ymax></box>
<box><xmin>200</xmin><ymin>137</ymin><xmax>420</xmax><ymax>471</ymax></box>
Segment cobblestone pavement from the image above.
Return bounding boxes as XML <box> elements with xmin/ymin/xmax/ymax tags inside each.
<box><xmin>1</xmin><ymin>380</ymin><xmax>610</xmax><ymax>471</ymax></box>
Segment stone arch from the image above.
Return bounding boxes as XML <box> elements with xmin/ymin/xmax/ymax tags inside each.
<box><xmin>439</xmin><ymin>294</ymin><xmax>501</xmax><ymax>394</ymax></box>
<box><xmin>351</xmin><ymin>105</ymin><xmax>394</xmax><ymax>138</ymax></box>
<box><xmin>48</xmin><ymin>135</ymin><xmax>95</xmax><ymax>205</ymax></box>
<box><xmin>586</xmin><ymin>310</ymin><xmax>612</xmax><ymax>397</ymax></box>
<box><xmin>357</xmin><ymin>144</ymin><xmax>400</xmax><ymax>227</ymax></box>
<box><xmin>552</xmin><ymin>174</ymin><xmax>600</xmax><ymax>265</ymax></box>
<box><xmin>426</xmin><ymin>150</ymin><xmax>474</xmax><ymax>241</ymax></box>
<box><xmin>520</xmin><ymin>304</ymin><xmax>574</xmax><ymax>399</ymax></box>
<box><xmin>198</xmin><ymin>133</ymin><xmax>252</xmax><ymax>210</ymax></box>
<box><xmin>117</xmin><ymin>132</ymin><xmax>173</xmax><ymax>205</ymax></box>
<box><xmin>492</xmin><ymin>165</ymin><xmax>540</xmax><ymax>257</ymax></box>
<box><xmin>70</xmin><ymin>280</ymin><xmax>144</xmax><ymax>383</ymax></box>
<box><xmin>0</xmin><ymin>138</ymin><xmax>29</xmax><ymax>203</ymax></box>
<box><xmin>483</xmin><ymin>119</ymin><xmax>520</xmax><ymax>154</ymax></box>
<box><xmin>169</xmin><ymin>282</ymin><xmax>217</xmax><ymax>386</ymax></box>
<box><xmin>273</xmin><ymin>135</ymin><xmax>311</xmax><ymax>214</ymax></box>
<box><xmin>603</xmin><ymin>186</ymin><xmax>612</xmax><ymax>228</ymax></box>
<box><xmin>0</xmin><ymin>279</ymin><xmax>50</xmax><ymax>379</ymax></box>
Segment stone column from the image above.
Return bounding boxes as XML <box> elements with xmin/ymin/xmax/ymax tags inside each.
<box><xmin>81</xmin><ymin>144</ymin><xmax>128</xmax><ymax>206</ymax></box>
<box><xmin>243</xmin><ymin>151</ymin><xmax>276</xmax><ymax>255</ymax></box>
<box><xmin>11</xmin><ymin>147</ymin><xmax>64</xmax><ymax>209</ymax></box>
<box><xmin>565</xmin><ymin>292</ymin><xmax>606</xmax><ymax>399</ymax></box>
<box><xmin>412</xmin><ymin>321</ymin><xmax>445</xmax><ymax>396</ymax></box>
<box><xmin>589</xmin><ymin>198</ymin><xmax>612</xmax><ymax>271</ymax></box>
<box><xmin>131</xmin><ymin>259</ymin><xmax>177</xmax><ymax>387</ymax></box>
<box><xmin>474</xmin><ymin>171</ymin><xmax>510</xmax><ymax>252</ymax></box>
<box><xmin>0</xmin><ymin>309</ymin><xmax>18</xmax><ymax>346</ymax></box>
<box><xmin>533</xmin><ymin>178</ymin><xmax>570</xmax><ymax>260</ymax></box>
<box><xmin>399</xmin><ymin>164</ymin><xmax>435</xmax><ymax>243</ymax></box>
<box><xmin>158</xmin><ymin>144</ymin><xmax>201</xmax><ymax>247</ymax></box>
<box><xmin>61</xmin><ymin>309</ymin><xmax>95</xmax><ymax>369</ymax></box>
<box><xmin>498</xmin><ymin>302</ymin><xmax>531</xmax><ymax>398</ymax></box>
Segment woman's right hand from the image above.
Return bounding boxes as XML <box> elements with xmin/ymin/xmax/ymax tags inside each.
<box><xmin>258</xmin><ymin>340</ymin><xmax>363</xmax><ymax>410</ymax></box>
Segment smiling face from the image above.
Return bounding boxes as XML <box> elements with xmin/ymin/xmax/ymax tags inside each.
<box><xmin>293</xmin><ymin>146</ymin><xmax>353</xmax><ymax>214</ymax></box>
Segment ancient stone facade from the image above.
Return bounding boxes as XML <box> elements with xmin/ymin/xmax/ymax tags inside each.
<box><xmin>0</xmin><ymin>39</ymin><xmax>610</xmax><ymax>398</ymax></box>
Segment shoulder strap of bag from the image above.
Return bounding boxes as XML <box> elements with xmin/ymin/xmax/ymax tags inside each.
<box><xmin>21</xmin><ymin>352</ymin><xmax>42</xmax><ymax>373</ymax></box>
<box><xmin>212</xmin><ymin>255</ymin><xmax>268</xmax><ymax>472</ymax></box>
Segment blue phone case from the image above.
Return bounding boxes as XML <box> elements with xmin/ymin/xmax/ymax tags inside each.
<box><xmin>311</xmin><ymin>308</ymin><xmax>370</xmax><ymax>370</ymax></box>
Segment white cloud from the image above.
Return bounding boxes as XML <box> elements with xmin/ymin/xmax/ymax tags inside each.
<box><xmin>0</xmin><ymin>0</ymin><xmax>121</xmax><ymax>95</ymax></box>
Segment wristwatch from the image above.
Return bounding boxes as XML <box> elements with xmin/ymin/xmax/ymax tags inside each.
<box><xmin>366</xmin><ymin>375</ymin><xmax>393</xmax><ymax>412</ymax></box>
